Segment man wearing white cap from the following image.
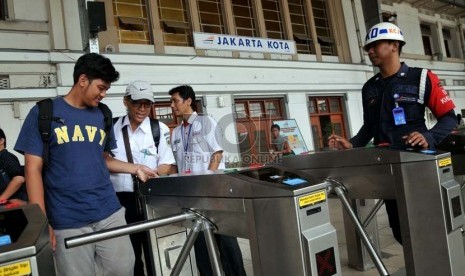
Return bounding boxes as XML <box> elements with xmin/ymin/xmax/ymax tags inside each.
<box><xmin>111</xmin><ymin>80</ymin><xmax>176</xmax><ymax>276</ymax></box>
<box><xmin>328</xmin><ymin>22</ymin><xmax>456</xmax><ymax>244</ymax></box>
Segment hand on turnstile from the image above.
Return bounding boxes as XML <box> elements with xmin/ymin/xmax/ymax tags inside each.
<box><xmin>402</xmin><ymin>131</ymin><xmax>429</xmax><ymax>149</ymax></box>
<box><xmin>135</xmin><ymin>165</ymin><xmax>159</xmax><ymax>182</ymax></box>
<box><xmin>328</xmin><ymin>134</ymin><xmax>353</xmax><ymax>150</ymax></box>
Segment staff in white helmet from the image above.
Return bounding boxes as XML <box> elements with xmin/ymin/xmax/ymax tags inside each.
<box><xmin>328</xmin><ymin>22</ymin><xmax>457</xmax><ymax>244</ymax></box>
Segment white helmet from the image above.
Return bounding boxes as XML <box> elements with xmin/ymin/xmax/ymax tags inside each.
<box><xmin>364</xmin><ymin>22</ymin><xmax>405</xmax><ymax>50</ymax></box>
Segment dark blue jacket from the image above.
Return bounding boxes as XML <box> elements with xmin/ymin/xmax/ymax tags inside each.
<box><xmin>350</xmin><ymin>63</ymin><xmax>456</xmax><ymax>148</ymax></box>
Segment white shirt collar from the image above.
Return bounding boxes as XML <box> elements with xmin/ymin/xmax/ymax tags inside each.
<box><xmin>120</xmin><ymin>115</ymin><xmax>150</xmax><ymax>134</ymax></box>
<box><xmin>186</xmin><ymin>112</ymin><xmax>198</xmax><ymax>124</ymax></box>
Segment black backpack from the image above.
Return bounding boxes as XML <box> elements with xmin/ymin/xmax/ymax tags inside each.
<box><xmin>37</xmin><ymin>98</ymin><xmax>113</xmax><ymax>169</ymax></box>
<box><xmin>112</xmin><ymin>116</ymin><xmax>161</xmax><ymax>153</ymax></box>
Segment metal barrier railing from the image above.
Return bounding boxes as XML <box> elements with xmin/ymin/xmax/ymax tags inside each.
<box><xmin>64</xmin><ymin>210</ymin><xmax>224</xmax><ymax>276</ymax></box>
<box><xmin>325</xmin><ymin>178</ymin><xmax>390</xmax><ymax>276</ymax></box>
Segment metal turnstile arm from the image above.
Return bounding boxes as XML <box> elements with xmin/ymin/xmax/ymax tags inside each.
<box><xmin>171</xmin><ymin>219</ymin><xmax>203</xmax><ymax>276</ymax></box>
<box><xmin>202</xmin><ymin>220</ymin><xmax>224</xmax><ymax>276</ymax></box>
<box><xmin>362</xmin><ymin>199</ymin><xmax>385</xmax><ymax>228</ymax></box>
<box><xmin>328</xmin><ymin>180</ymin><xmax>390</xmax><ymax>276</ymax></box>
<box><xmin>64</xmin><ymin>212</ymin><xmax>196</xmax><ymax>249</ymax></box>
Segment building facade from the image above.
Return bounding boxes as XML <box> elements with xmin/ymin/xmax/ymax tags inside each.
<box><xmin>1</xmin><ymin>0</ymin><xmax>465</xmax><ymax>165</ymax></box>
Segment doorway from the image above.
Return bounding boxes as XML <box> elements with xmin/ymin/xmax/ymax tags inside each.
<box><xmin>309</xmin><ymin>96</ymin><xmax>347</xmax><ymax>151</ymax></box>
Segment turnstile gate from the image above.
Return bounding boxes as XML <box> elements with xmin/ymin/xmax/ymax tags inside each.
<box><xmin>0</xmin><ymin>204</ymin><xmax>55</xmax><ymax>276</ymax></box>
<box><xmin>140</xmin><ymin>166</ymin><xmax>341</xmax><ymax>276</ymax></box>
<box><xmin>283</xmin><ymin>147</ymin><xmax>465</xmax><ymax>276</ymax></box>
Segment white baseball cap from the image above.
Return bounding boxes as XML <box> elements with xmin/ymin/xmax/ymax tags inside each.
<box><xmin>124</xmin><ymin>81</ymin><xmax>154</xmax><ymax>102</ymax></box>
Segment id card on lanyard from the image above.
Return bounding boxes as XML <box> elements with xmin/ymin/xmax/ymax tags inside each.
<box><xmin>392</xmin><ymin>103</ymin><xmax>406</xmax><ymax>126</ymax></box>
<box><xmin>182</xmin><ymin>123</ymin><xmax>193</xmax><ymax>174</ymax></box>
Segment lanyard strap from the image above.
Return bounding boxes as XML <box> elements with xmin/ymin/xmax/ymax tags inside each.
<box><xmin>182</xmin><ymin>123</ymin><xmax>193</xmax><ymax>152</ymax></box>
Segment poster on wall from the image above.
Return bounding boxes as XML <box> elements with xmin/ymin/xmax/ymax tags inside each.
<box><xmin>273</xmin><ymin>119</ymin><xmax>308</xmax><ymax>155</ymax></box>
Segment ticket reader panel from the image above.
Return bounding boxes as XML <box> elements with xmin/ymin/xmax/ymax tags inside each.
<box><xmin>442</xmin><ymin>180</ymin><xmax>465</xmax><ymax>232</ymax></box>
<box><xmin>141</xmin><ymin>166</ymin><xmax>341</xmax><ymax>276</ymax></box>
<box><xmin>0</xmin><ymin>204</ymin><xmax>55</xmax><ymax>276</ymax></box>
<box><xmin>283</xmin><ymin>148</ymin><xmax>465</xmax><ymax>276</ymax></box>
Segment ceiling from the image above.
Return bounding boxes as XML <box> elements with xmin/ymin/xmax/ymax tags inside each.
<box><xmin>382</xmin><ymin>0</ymin><xmax>465</xmax><ymax>17</ymax></box>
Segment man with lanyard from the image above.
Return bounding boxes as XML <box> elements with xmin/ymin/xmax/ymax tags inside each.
<box><xmin>169</xmin><ymin>85</ymin><xmax>246</xmax><ymax>276</ymax></box>
<box><xmin>111</xmin><ymin>80</ymin><xmax>176</xmax><ymax>276</ymax></box>
<box><xmin>328</xmin><ymin>22</ymin><xmax>456</xmax><ymax>244</ymax></box>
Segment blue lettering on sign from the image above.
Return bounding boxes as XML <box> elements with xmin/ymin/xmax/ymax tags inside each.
<box><xmin>214</xmin><ymin>35</ymin><xmax>289</xmax><ymax>51</ymax></box>
<box><xmin>266</xmin><ymin>41</ymin><xmax>290</xmax><ymax>51</ymax></box>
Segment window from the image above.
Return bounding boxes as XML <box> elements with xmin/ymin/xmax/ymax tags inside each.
<box><xmin>197</xmin><ymin>0</ymin><xmax>225</xmax><ymax>34</ymax></box>
<box><xmin>442</xmin><ymin>28</ymin><xmax>460</xmax><ymax>58</ymax></box>
<box><xmin>311</xmin><ymin>0</ymin><xmax>336</xmax><ymax>55</ymax></box>
<box><xmin>235</xmin><ymin>102</ymin><xmax>248</xmax><ymax>119</ymax></box>
<box><xmin>421</xmin><ymin>24</ymin><xmax>434</xmax><ymax>56</ymax></box>
<box><xmin>232</xmin><ymin>0</ymin><xmax>257</xmax><ymax>37</ymax></box>
<box><xmin>150</xmin><ymin>100</ymin><xmax>203</xmax><ymax>130</ymax></box>
<box><xmin>262</xmin><ymin>0</ymin><xmax>284</xmax><ymax>39</ymax></box>
<box><xmin>158</xmin><ymin>0</ymin><xmax>192</xmax><ymax>46</ymax></box>
<box><xmin>0</xmin><ymin>0</ymin><xmax>7</xmax><ymax>20</ymax></box>
<box><xmin>309</xmin><ymin>96</ymin><xmax>346</xmax><ymax>151</ymax></box>
<box><xmin>113</xmin><ymin>0</ymin><xmax>151</xmax><ymax>44</ymax></box>
<box><xmin>288</xmin><ymin>0</ymin><xmax>314</xmax><ymax>54</ymax></box>
<box><xmin>453</xmin><ymin>80</ymin><xmax>465</xmax><ymax>86</ymax></box>
<box><xmin>249</xmin><ymin>102</ymin><xmax>264</xmax><ymax>118</ymax></box>
<box><xmin>234</xmin><ymin>98</ymin><xmax>286</xmax><ymax>165</ymax></box>
<box><xmin>443</xmin><ymin>28</ymin><xmax>452</xmax><ymax>57</ymax></box>
<box><xmin>265</xmin><ymin>101</ymin><xmax>281</xmax><ymax>117</ymax></box>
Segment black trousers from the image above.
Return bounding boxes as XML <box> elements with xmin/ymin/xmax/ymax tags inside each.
<box><xmin>117</xmin><ymin>192</ymin><xmax>155</xmax><ymax>276</ymax></box>
<box><xmin>385</xmin><ymin>199</ymin><xmax>402</xmax><ymax>245</ymax></box>
<box><xmin>194</xmin><ymin>232</ymin><xmax>246</xmax><ymax>276</ymax></box>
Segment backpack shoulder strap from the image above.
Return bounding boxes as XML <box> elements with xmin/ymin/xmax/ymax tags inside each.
<box><xmin>98</xmin><ymin>103</ymin><xmax>113</xmax><ymax>152</ymax></box>
<box><xmin>37</xmin><ymin>98</ymin><xmax>53</xmax><ymax>169</ymax></box>
<box><xmin>112</xmin><ymin>116</ymin><xmax>120</xmax><ymax>126</ymax></box>
<box><xmin>150</xmin><ymin>118</ymin><xmax>160</xmax><ymax>153</ymax></box>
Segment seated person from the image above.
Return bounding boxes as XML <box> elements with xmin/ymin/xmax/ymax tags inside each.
<box><xmin>0</xmin><ymin>128</ymin><xmax>27</xmax><ymax>205</ymax></box>
<box><xmin>270</xmin><ymin>124</ymin><xmax>292</xmax><ymax>156</ymax></box>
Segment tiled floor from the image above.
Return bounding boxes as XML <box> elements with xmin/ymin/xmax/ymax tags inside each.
<box><xmin>237</xmin><ymin>198</ymin><xmax>406</xmax><ymax>276</ymax></box>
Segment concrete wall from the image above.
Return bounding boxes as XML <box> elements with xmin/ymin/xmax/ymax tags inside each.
<box><xmin>2</xmin><ymin>0</ymin><xmax>465</xmax><ymax>163</ymax></box>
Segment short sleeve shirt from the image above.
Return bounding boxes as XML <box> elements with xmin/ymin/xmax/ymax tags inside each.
<box><xmin>271</xmin><ymin>135</ymin><xmax>288</xmax><ymax>152</ymax></box>
<box><xmin>110</xmin><ymin>116</ymin><xmax>175</xmax><ymax>192</ymax></box>
<box><xmin>0</xmin><ymin>149</ymin><xmax>26</xmax><ymax>200</ymax></box>
<box><xmin>14</xmin><ymin>97</ymin><xmax>120</xmax><ymax>230</ymax></box>
<box><xmin>171</xmin><ymin>112</ymin><xmax>225</xmax><ymax>173</ymax></box>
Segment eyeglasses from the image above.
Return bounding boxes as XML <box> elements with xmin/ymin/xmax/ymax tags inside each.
<box><xmin>130</xmin><ymin>99</ymin><xmax>153</xmax><ymax>109</ymax></box>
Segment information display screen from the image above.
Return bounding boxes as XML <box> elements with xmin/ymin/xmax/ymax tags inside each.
<box><xmin>238</xmin><ymin>166</ymin><xmax>309</xmax><ymax>187</ymax></box>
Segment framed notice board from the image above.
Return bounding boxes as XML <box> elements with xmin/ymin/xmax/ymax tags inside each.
<box><xmin>273</xmin><ymin>119</ymin><xmax>308</xmax><ymax>154</ymax></box>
